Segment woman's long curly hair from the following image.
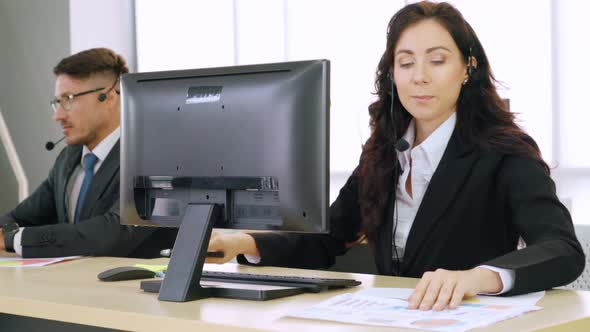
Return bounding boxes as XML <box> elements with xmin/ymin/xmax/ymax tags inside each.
<box><xmin>358</xmin><ymin>1</ymin><xmax>548</xmax><ymax>245</ymax></box>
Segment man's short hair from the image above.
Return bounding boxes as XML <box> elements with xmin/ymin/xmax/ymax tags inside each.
<box><xmin>53</xmin><ymin>48</ymin><xmax>129</xmax><ymax>79</ymax></box>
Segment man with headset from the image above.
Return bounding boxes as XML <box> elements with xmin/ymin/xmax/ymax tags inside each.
<box><xmin>0</xmin><ymin>48</ymin><xmax>174</xmax><ymax>258</ymax></box>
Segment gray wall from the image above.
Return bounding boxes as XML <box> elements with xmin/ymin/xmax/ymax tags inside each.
<box><xmin>0</xmin><ymin>0</ymin><xmax>71</xmax><ymax>214</ymax></box>
<box><xmin>0</xmin><ymin>135</ymin><xmax>17</xmax><ymax>212</ymax></box>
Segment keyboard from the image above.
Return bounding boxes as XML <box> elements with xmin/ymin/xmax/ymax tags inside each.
<box><xmin>140</xmin><ymin>270</ymin><xmax>362</xmax><ymax>300</ymax></box>
<box><xmin>199</xmin><ymin>270</ymin><xmax>361</xmax><ymax>291</ymax></box>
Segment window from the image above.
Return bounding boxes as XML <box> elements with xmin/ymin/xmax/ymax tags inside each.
<box><xmin>135</xmin><ymin>0</ymin><xmax>235</xmax><ymax>71</ymax></box>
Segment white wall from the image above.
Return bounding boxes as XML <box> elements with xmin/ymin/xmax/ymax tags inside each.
<box><xmin>69</xmin><ymin>0</ymin><xmax>137</xmax><ymax>72</ymax></box>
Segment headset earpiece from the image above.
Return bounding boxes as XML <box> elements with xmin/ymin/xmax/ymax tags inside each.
<box><xmin>98</xmin><ymin>76</ymin><xmax>121</xmax><ymax>102</ymax></box>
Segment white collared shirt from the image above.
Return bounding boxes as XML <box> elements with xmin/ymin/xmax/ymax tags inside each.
<box><xmin>394</xmin><ymin>113</ymin><xmax>514</xmax><ymax>294</ymax></box>
<box><xmin>13</xmin><ymin>127</ymin><xmax>121</xmax><ymax>256</ymax></box>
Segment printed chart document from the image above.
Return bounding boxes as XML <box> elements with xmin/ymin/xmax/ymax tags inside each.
<box><xmin>289</xmin><ymin>288</ymin><xmax>544</xmax><ymax>332</ymax></box>
<box><xmin>0</xmin><ymin>256</ymin><xmax>82</xmax><ymax>267</ymax></box>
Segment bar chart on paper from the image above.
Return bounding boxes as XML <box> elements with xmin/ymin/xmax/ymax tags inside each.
<box><xmin>289</xmin><ymin>288</ymin><xmax>544</xmax><ymax>332</ymax></box>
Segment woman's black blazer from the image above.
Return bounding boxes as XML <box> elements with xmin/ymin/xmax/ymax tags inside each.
<box><xmin>240</xmin><ymin>131</ymin><xmax>585</xmax><ymax>296</ymax></box>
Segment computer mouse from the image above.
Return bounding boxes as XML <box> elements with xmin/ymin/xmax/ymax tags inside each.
<box><xmin>97</xmin><ymin>266</ymin><xmax>156</xmax><ymax>282</ymax></box>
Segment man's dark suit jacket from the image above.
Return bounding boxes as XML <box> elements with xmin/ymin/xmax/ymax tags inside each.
<box><xmin>0</xmin><ymin>141</ymin><xmax>176</xmax><ymax>258</ymax></box>
<box><xmin>239</xmin><ymin>131</ymin><xmax>585</xmax><ymax>296</ymax></box>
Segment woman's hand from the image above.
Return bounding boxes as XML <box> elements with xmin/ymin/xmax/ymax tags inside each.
<box><xmin>407</xmin><ymin>268</ymin><xmax>503</xmax><ymax>311</ymax></box>
<box><xmin>205</xmin><ymin>231</ymin><xmax>259</xmax><ymax>264</ymax></box>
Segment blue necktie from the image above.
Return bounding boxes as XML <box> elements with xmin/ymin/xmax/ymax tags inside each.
<box><xmin>74</xmin><ymin>153</ymin><xmax>98</xmax><ymax>224</ymax></box>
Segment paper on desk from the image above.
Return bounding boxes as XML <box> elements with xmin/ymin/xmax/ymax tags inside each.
<box><xmin>356</xmin><ymin>287</ymin><xmax>546</xmax><ymax>306</ymax></box>
<box><xmin>0</xmin><ymin>256</ymin><xmax>82</xmax><ymax>267</ymax></box>
<box><xmin>289</xmin><ymin>288</ymin><xmax>543</xmax><ymax>332</ymax></box>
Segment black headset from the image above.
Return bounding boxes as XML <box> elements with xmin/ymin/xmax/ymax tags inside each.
<box><xmin>45</xmin><ymin>75</ymin><xmax>121</xmax><ymax>152</ymax></box>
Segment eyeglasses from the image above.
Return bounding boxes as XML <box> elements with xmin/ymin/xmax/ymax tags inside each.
<box><xmin>50</xmin><ymin>87</ymin><xmax>105</xmax><ymax>113</ymax></box>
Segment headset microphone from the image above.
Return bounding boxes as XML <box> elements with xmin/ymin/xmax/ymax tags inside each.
<box><xmin>391</xmin><ymin>136</ymin><xmax>409</xmax><ymax>277</ymax></box>
<box><xmin>45</xmin><ymin>136</ymin><xmax>65</xmax><ymax>151</ymax></box>
<box><xmin>98</xmin><ymin>93</ymin><xmax>107</xmax><ymax>102</ymax></box>
<box><xmin>394</xmin><ymin>138</ymin><xmax>410</xmax><ymax>152</ymax></box>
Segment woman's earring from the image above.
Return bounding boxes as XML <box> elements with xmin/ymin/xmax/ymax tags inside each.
<box><xmin>462</xmin><ymin>78</ymin><xmax>468</xmax><ymax>85</ymax></box>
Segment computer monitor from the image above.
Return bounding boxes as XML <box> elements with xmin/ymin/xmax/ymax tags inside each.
<box><xmin>120</xmin><ymin>60</ymin><xmax>330</xmax><ymax>302</ymax></box>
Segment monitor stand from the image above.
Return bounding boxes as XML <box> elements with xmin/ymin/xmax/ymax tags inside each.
<box><xmin>150</xmin><ymin>203</ymin><xmax>306</xmax><ymax>302</ymax></box>
<box><xmin>157</xmin><ymin>203</ymin><xmax>219</xmax><ymax>302</ymax></box>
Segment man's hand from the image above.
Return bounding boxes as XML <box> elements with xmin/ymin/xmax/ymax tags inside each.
<box><xmin>407</xmin><ymin>268</ymin><xmax>503</xmax><ymax>311</ymax></box>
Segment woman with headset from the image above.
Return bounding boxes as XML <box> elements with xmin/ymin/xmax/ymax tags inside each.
<box><xmin>206</xmin><ymin>1</ymin><xmax>584</xmax><ymax>310</ymax></box>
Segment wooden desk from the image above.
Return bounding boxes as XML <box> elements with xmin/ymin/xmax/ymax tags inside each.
<box><xmin>0</xmin><ymin>257</ymin><xmax>589</xmax><ymax>331</ymax></box>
